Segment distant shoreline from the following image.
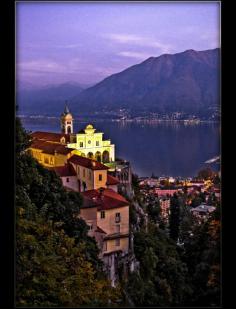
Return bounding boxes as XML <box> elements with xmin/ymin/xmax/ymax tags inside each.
<box><xmin>18</xmin><ymin>114</ymin><xmax>220</xmax><ymax>124</ymax></box>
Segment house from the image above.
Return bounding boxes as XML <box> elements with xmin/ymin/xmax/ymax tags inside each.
<box><xmin>28</xmin><ymin>137</ymin><xmax>74</xmax><ymax>167</ymax></box>
<box><xmin>80</xmin><ymin>187</ymin><xmax>130</xmax><ymax>286</ymax></box>
<box><xmin>190</xmin><ymin>204</ymin><xmax>216</xmax><ymax>222</ymax></box>
<box><xmin>159</xmin><ymin>198</ymin><xmax>170</xmax><ymax>222</ymax></box>
<box><xmin>51</xmin><ymin>164</ymin><xmax>78</xmax><ymax>191</ymax></box>
<box><xmin>68</xmin><ymin>155</ymin><xmax>109</xmax><ymax>191</ymax></box>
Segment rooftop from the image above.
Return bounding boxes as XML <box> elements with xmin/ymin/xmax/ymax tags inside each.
<box><xmin>81</xmin><ymin>188</ymin><xmax>129</xmax><ymax>211</ymax></box>
<box><xmin>30</xmin><ymin>139</ymin><xmax>73</xmax><ymax>155</ymax></box>
<box><xmin>51</xmin><ymin>164</ymin><xmax>77</xmax><ymax>177</ymax></box>
<box><xmin>31</xmin><ymin>131</ymin><xmax>71</xmax><ymax>143</ymax></box>
<box><xmin>68</xmin><ymin>155</ymin><xmax>109</xmax><ymax>170</ymax></box>
<box><xmin>106</xmin><ymin>174</ymin><xmax>120</xmax><ymax>185</ymax></box>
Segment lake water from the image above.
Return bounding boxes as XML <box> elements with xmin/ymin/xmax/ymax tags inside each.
<box><xmin>20</xmin><ymin>116</ymin><xmax>220</xmax><ymax>178</ymax></box>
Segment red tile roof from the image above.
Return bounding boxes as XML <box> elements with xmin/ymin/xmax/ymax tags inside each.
<box><xmin>30</xmin><ymin>140</ymin><xmax>73</xmax><ymax>155</ymax></box>
<box><xmin>81</xmin><ymin>188</ymin><xmax>129</xmax><ymax>210</ymax></box>
<box><xmin>68</xmin><ymin>155</ymin><xmax>109</xmax><ymax>170</ymax></box>
<box><xmin>106</xmin><ymin>174</ymin><xmax>120</xmax><ymax>185</ymax></box>
<box><xmin>31</xmin><ymin>131</ymin><xmax>71</xmax><ymax>143</ymax></box>
<box><xmin>52</xmin><ymin>164</ymin><xmax>77</xmax><ymax>177</ymax></box>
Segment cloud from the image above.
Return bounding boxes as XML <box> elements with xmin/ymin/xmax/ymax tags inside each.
<box><xmin>104</xmin><ymin>33</ymin><xmax>172</xmax><ymax>53</ymax></box>
<box><xmin>17</xmin><ymin>60</ymin><xmax>66</xmax><ymax>73</ymax></box>
<box><xmin>117</xmin><ymin>51</ymin><xmax>155</xmax><ymax>60</ymax></box>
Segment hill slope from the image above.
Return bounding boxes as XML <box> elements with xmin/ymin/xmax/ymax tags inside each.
<box><xmin>71</xmin><ymin>48</ymin><xmax>220</xmax><ymax>116</ymax></box>
<box><xmin>17</xmin><ymin>82</ymin><xmax>86</xmax><ymax>115</ymax></box>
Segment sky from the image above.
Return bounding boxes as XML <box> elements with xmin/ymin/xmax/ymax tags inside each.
<box><xmin>16</xmin><ymin>1</ymin><xmax>220</xmax><ymax>87</ymax></box>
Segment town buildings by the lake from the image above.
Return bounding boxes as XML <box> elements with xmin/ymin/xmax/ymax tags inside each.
<box><xmin>26</xmin><ymin>104</ymin><xmax>220</xmax><ymax>287</ymax></box>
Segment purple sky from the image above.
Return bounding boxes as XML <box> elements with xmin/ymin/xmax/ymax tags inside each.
<box><xmin>16</xmin><ymin>1</ymin><xmax>220</xmax><ymax>87</ymax></box>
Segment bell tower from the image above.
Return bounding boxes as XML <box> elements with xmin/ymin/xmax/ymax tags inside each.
<box><xmin>60</xmin><ymin>103</ymin><xmax>73</xmax><ymax>134</ymax></box>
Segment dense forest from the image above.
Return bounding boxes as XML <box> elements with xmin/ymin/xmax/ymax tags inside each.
<box><xmin>16</xmin><ymin>118</ymin><xmax>220</xmax><ymax>307</ymax></box>
<box><xmin>16</xmin><ymin>118</ymin><xmax>122</xmax><ymax>306</ymax></box>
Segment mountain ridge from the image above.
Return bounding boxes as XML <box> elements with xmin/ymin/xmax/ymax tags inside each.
<box><xmin>70</xmin><ymin>48</ymin><xmax>220</xmax><ymax>115</ymax></box>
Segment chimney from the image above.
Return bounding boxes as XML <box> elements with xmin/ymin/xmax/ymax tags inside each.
<box><xmin>98</xmin><ymin>187</ymin><xmax>105</xmax><ymax>199</ymax></box>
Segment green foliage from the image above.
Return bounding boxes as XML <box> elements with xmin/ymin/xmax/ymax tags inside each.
<box><xmin>126</xmin><ymin>224</ymin><xmax>191</xmax><ymax>306</ymax></box>
<box><xmin>146</xmin><ymin>198</ymin><xmax>160</xmax><ymax>224</ymax></box>
<box><xmin>197</xmin><ymin>167</ymin><xmax>215</xmax><ymax>180</ymax></box>
<box><xmin>16</xmin><ymin>118</ymin><xmax>121</xmax><ymax>306</ymax></box>
<box><xmin>169</xmin><ymin>193</ymin><xmax>181</xmax><ymax>241</ymax></box>
<box><xmin>181</xmin><ymin>215</ymin><xmax>221</xmax><ymax>306</ymax></box>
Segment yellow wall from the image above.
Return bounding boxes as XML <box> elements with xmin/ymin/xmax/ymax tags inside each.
<box><xmin>30</xmin><ymin>148</ymin><xmax>68</xmax><ymax>167</ymax></box>
<box><xmin>105</xmin><ymin>237</ymin><xmax>129</xmax><ymax>254</ymax></box>
<box><xmin>67</xmin><ymin>127</ymin><xmax>115</xmax><ymax>162</ymax></box>
<box><xmin>80</xmin><ymin>207</ymin><xmax>98</xmax><ymax>237</ymax></box>
<box><xmin>94</xmin><ymin>170</ymin><xmax>107</xmax><ymax>189</ymax></box>
<box><xmin>97</xmin><ymin>205</ymin><xmax>129</xmax><ymax>236</ymax></box>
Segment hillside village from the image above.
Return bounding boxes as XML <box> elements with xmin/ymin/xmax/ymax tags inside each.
<box><xmin>26</xmin><ymin>105</ymin><xmax>221</xmax><ymax>288</ymax></box>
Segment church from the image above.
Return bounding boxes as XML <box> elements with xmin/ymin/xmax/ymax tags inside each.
<box><xmin>27</xmin><ymin>104</ymin><xmax>135</xmax><ymax>285</ymax></box>
<box><xmin>29</xmin><ymin>105</ymin><xmax>115</xmax><ymax>167</ymax></box>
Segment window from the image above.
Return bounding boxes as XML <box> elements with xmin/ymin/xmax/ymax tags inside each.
<box><xmin>96</xmin><ymin>141</ymin><xmax>99</xmax><ymax>146</ymax></box>
<box><xmin>101</xmin><ymin>211</ymin><xmax>105</xmax><ymax>219</ymax></box>
<box><xmin>44</xmin><ymin>157</ymin><xmax>49</xmax><ymax>164</ymax></box>
<box><xmin>115</xmin><ymin>225</ymin><xmax>120</xmax><ymax>233</ymax></box>
<box><xmin>115</xmin><ymin>238</ymin><xmax>120</xmax><ymax>246</ymax></box>
<box><xmin>89</xmin><ymin>224</ymin><xmax>93</xmax><ymax>230</ymax></box>
<box><xmin>83</xmin><ymin>169</ymin><xmax>85</xmax><ymax>177</ymax></box>
<box><xmin>66</xmin><ymin>177</ymin><xmax>70</xmax><ymax>183</ymax></box>
<box><xmin>99</xmin><ymin>174</ymin><xmax>102</xmax><ymax>181</ymax></box>
<box><xmin>115</xmin><ymin>213</ymin><xmax>121</xmax><ymax>223</ymax></box>
<box><xmin>67</xmin><ymin>121</ymin><xmax>71</xmax><ymax>124</ymax></box>
<box><xmin>80</xmin><ymin>142</ymin><xmax>83</xmax><ymax>148</ymax></box>
<box><xmin>89</xmin><ymin>171</ymin><xmax>92</xmax><ymax>180</ymax></box>
<box><xmin>50</xmin><ymin>157</ymin><xmax>53</xmax><ymax>165</ymax></box>
<box><xmin>103</xmin><ymin>241</ymin><xmax>107</xmax><ymax>251</ymax></box>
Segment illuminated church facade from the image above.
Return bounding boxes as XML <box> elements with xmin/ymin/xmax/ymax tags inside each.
<box><xmin>61</xmin><ymin>105</ymin><xmax>115</xmax><ymax>163</ymax></box>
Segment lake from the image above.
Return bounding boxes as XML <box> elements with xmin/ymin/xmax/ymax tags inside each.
<box><xmin>20</xmin><ymin>116</ymin><xmax>220</xmax><ymax>178</ymax></box>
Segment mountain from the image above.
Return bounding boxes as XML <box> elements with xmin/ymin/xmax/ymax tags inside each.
<box><xmin>71</xmin><ymin>48</ymin><xmax>220</xmax><ymax>116</ymax></box>
<box><xmin>17</xmin><ymin>82</ymin><xmax>88</xmax><ymax>115</ymax></box>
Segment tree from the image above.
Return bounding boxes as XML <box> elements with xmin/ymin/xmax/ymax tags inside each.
<box><xmin>169</xmin><ymin>193</ymin><xmax>181</xmax><ymax>242</ymax></box>
<box><xmin>146</xmin><ymin>198</ymin><xmax>160</xmax><ymax>224</ymax></box>
<box><xmin>125</xmin><ymin>223</ymin><xmax>192</xmax><ymax>307</ymax></box>
<box><xmin>181</xmin><ymin>212</ymin><xmax>221</xmax><ymax>306</ymax></box>
<box><xmin>197</xmin><ymin>168</ymin><xmax>215</xmax><ymax>180</ymax></box>
<box><xmin>16</xmin><ymin>118</ymin><xmax>122</xmax><ymax>306</ymax></box>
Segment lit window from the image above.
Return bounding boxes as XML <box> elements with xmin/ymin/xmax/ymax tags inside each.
<box><xmin>96</xmin><ymin>141</ymin><xmax>99</xmax><ymax>146</ymax></box>
<box><xmin>115</xmin><ymin>238</ymin><xmax>120</xmax><ymax>246</ymax></box>
<box><xmin>101</xmin><ymin>211</ymin><xmax>105</xmax><ymax>219</ymax></box>
<box><xmin>115</xmin><ymin>213</ymin><xmax>121</xmax><ymax>223</ymax></box>
<box><xmin>99</xmin><ymin>174</ymin><xmax>102</xmax><ymax>181</ymax></box>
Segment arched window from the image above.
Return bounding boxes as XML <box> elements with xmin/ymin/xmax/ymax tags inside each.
<box><xmin>102</xmin><ymin>150</ymin><xmax>109</xmax><ymax>163</ymax></box>
<box><xmin>67</xmin><ymin>126</ymin><xmax>71</xmax><ymax>134</ymax></box>
<box><xmin>87</xmin><ymin>152</ymin><xmax>94</xmax><ymax>159</ymax></box>
<box><xmin>95</xmin><ymin>151</ymin><xmax>102</xmax><ymax>162</ymax></box>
